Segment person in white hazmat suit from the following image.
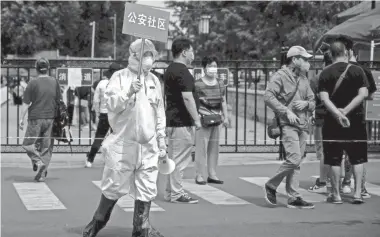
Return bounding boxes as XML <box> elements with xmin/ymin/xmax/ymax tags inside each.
<box><xmin>83</xmin><ymin>39</ymin><xmax>166</xmax><ymax>237</ymax></box>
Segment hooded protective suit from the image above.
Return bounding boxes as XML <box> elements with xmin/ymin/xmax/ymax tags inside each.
<box><xmin>100</xmin><ymin>39</ymin><xmax>166</xmax><ymax>201</ymax></box>
<box><xmin>83</xmin><ymin>39</ymin><xmax>166</xmax><ymax>237</ymax></box>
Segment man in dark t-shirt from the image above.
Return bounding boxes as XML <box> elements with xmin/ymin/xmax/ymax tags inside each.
<box><xmin>19</xmin><ymin>58</ymin><xmax>61</xmax><ymax>182</ymax></box>
<box><xmin>163</xmin><ymin>38</ymin><xmax>200</xmax><ymax>204</ymax></box>
<box><xmin>335</xmin><ymin>35</ymin><xmax>375</xmax><ymax>198</ymax></box>
<box><xmin>318</xmin><ymin>40</ymin><xmax>369</xmax><ymax>204</ymax></box>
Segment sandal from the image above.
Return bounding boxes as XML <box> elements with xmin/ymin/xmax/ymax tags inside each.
<box><xmin>326</xmin><ymin>194</ymin><xmax>343</xmax><ymax>204</ymax></box>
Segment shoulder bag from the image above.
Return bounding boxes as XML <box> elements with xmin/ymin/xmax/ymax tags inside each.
<box><xmin>52</xmin><ymin>79</ymin><xmax>72</xmax><ymax>147</ymax></box>
<box><xmin>314</xmin><ymin>64</ymin><xmax>351</xmax><ymax>121</ymax></box>
<box><xmin>267</xmin><ymin>79</ymin><xmax>300</xmax><ymax>139</ymax></box>
<box><xmin>199</xmin><ymin>80</ymin><xmax>224</xmax><ymax>127</ymax></box>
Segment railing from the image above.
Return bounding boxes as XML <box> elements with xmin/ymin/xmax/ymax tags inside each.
<box><xmin>1</xmin><ymin>59</ymin><xmax>379</xmax><ymax>153</ymax></box>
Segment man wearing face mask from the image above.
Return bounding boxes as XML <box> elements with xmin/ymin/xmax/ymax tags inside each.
<box><xmin>263</xmin><ymin>46</ymin><xmax>316</xmax><ymax>209</ymax></box>
<box><xmin>82</xmin><ymin>39</ymin><xmax>166</xmax><ymax>237</ymax></box>
<box><xmin>163</xmin><ymin>37</ymin><xmax>200</xmax><ymax>204</ymax></box>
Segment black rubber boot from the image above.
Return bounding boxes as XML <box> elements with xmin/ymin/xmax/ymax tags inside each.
<box><xmin>131</xmin><ymin>200</ymin><xmax>164</xmax><ymax>237</ymax></box>
<box><xmin>83</xmin><ymin>194</ymin><xmax>117</xmax><ymax>237</ymax></box>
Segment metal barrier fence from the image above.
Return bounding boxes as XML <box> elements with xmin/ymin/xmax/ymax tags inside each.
<box><xmin>1</xmin><ymin>59</ymin><xmax>379</xmax><ymax>153</ymax></box>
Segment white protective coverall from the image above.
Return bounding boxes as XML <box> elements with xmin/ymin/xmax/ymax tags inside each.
<box><xmin>99</xmin><ymin>66</ymin><xmax>166</xmax><ymax>202</ymax></box>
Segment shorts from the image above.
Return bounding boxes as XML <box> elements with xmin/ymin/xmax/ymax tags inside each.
<box><xmin>322</xmin><ymin>120</ymin><xmax>367</xmax><ymax>166</ymax></box>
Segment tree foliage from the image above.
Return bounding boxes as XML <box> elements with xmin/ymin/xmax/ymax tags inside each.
<box><xmin>165</xmin><ymin>1</ymin><xmax>360</xmax><ymax>60</ymax></box>
<box><xmin>1</xmin><ymin>0</ymin><xmax>136</xmax><ymax>59</ymax></box>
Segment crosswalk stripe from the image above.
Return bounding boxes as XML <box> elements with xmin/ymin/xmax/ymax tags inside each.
<box><xmin>240</xmin><ymin>177</ymin><xmax>326</xmax><ymax>203</ymax></box>
<box><xmin>92</xmin><ymin>181</ymin><xmax>165</xmax><ymax>212</ymax></box>
<box><xmin>13</xmin><ymin>183</ymin><xmax>66</xmax><ymax>211</ymax></box>
<box><xmin>311</xmin><ymin>176</ymin><xmax>380</xmax><ymax>197</ymax></box>
<box><xmin>182</xmin><ymin>179</ymin><xmax>250</xmax><ymax>205</ymax></box>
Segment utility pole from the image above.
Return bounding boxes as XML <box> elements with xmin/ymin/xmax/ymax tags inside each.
<box><xmin>110</xmin><ymin>14</ymin><xmax>117</xmax><ymax>60</ymax></box>
<box><xmin>90</xmin><ymin>21</ymin><xmax>96</xmax><ymax>58</ymax></box>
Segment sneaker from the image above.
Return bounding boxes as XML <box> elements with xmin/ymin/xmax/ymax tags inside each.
<box><xmin>264</xmin><ymin>184</ymin><xmax>277</xmax><ymax>206</ymax></box>
<box><xmin>85</xmin><ymin>161</ymin><xmax>93</xmax><ymax>168</ymax></box>
<box><xmin>34</xmin><ymin>164</ymin><xmax>47</xmax><ymax>182</ymax></box>
<box><xmin>172</xmin><ymin>194</ymin><xmax>198</xmax><ymax>204</ymax></box>
<box><xmin>287</xmin><ymin>197</ymin><xmax>315</xmax><ymax>209</ymax></box>
<box><xmin>342</xmin><ymin>185</ymin><xmax>351</xmax><ymax>194</ymax></box>
<box><xmin>308</xmin><ymin>178</ymin><xmax>327</xmax><ymax>193</ymax></box>
<box><xmin>361</xmin><ymin>188</ymin><xmax>371</xmax><ymax>199</ymax></box>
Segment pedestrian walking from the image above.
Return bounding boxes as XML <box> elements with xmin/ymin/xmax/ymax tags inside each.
<box><xmin>85</xmin><ymin>63</ymin><xmax>123</xmax><ymax>168</ymax></box>
<box><xmin>194</xmin><ymin>56</ymin><xmax>229</xmax><ymax>185</ymax></box>
<box><xmin>318</xmin><ymin>39</ymin><xmax>369</xmax><ymax>204</ymax></box>
<box><xmin>19</xmin><ymin>58</ymin><xmax>61</xmax><ymax>182</ymax></box>
<box><xmin>83</xmin><ymin>39</ymin><xmax>167</xmax><ymax>237</ymax></box>
<box><xmin>163</xmin><ymin>37</ymin><xmax>200</xmax><ymax>204</ymax></box>
<box><xmin>264</xmin><ymin>46</ymin><xmax>316</xmax><ymax>209</ymax></box>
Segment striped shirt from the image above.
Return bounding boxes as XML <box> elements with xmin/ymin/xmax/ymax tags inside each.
<box><xmin>195</xmin><ymin>78</ymin><xmax>225</xmax><ymax>115</ymax></box>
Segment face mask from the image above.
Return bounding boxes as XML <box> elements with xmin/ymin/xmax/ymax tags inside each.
<box><xmin>294</xmin><ymin>58</ymin><xmax>310</xmax><ymax>72</ymax></box>
<box><xmin>142</xmin><ymin>56</ymin><xmax>154</xmax><ymax>72</ymax></box>
<box><xmin>206</xmin><ymin>67</ymin><xmax>218</xmax><ymax>77</ymax></box>
<box><xmin>185</xmin><ymin>50</ymin><xmax>194</xmax><ymax>65</ymax></box>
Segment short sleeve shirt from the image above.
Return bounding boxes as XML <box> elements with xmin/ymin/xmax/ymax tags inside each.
<box><xmin>23</xmin><ymin>76</ymin><xmax>60</xmax><ymax>120</ymax></box>
<box><xmin>318</xmin><ymin>62</ymin><xmax>368</xmax><ymax>123</ymax></box>
<box><xmin>164</xmin><ymin>62</ymin><xmax>197</xmax><ymax>127</ymax></box>
<box><xmin>195</xmin><ymin>78</ymin><xmax>225</xmax><ymax>114</ymax></box>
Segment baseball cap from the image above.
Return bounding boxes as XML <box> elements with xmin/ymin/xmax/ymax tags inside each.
<box><xmin>35</xmin><ymin>58</ymin><xmax>50</xmax><ymax>72</ymax></box>
<box><xmin>104</xmin><ymin>63</ymin><xmax>124</xmax><ymax>78</ymax></box>
<box><xmin>286</xmin><ymin>46</ymin><xmax>313</xmax><ymax>59</ymax></box>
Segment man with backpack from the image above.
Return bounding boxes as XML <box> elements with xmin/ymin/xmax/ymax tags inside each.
<box><xmin>19</xmin><ymin>58</ymin><xmax>62</xmax><ymax>182</ymax></box>
<box><xmin>264</xmin><ymin>46</ymin><xmax>316</xmax><ymax>209</ymax></box>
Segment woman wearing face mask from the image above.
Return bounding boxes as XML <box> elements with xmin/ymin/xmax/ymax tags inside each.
<box><xmin>194</xmin><ymin>56</ymin><xmax>229</xmax><ymax>185</ymax></box>
<box><xmin>264</xmin><ymin>46</ymin><xmax>316</xmax><ymax>209</ymax></box>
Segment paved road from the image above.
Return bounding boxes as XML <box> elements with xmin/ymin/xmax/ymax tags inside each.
<box><xmin>2</xmin><ymin>158</ymin><xmax>380</xmax><ymax>237</ymax></box>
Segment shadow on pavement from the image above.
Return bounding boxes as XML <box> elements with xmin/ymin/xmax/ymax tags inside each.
<box><xmin>66</xmin><ymin>225</ymin><xmax>132</xmax><ymax>237</ymax></box>
<box><xmin>4</xmin><ymin>174</ymin><xmax>59</xmax><ymax>182</ymax></box>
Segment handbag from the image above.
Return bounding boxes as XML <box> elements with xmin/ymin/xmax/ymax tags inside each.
<box><xmin>314</xmin><ymin>64</ymin><xmax>351</xmax><ymax>120</ymax></box>
<box><xmin>267</xmin><ymin>79</ymin><xmax>300</xmax><ymax>139</ymax></box>
<box><xmin>198</xmin><ymin>80</ymin><xmax>224</xmax><ymax>127</ymax></box>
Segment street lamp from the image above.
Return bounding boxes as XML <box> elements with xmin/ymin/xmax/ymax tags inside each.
<box><xmin>199</xmin><ymin>15</ymin><xmax>211</xmax><ymax>34</ymax></box>
<box><xmin>199</xmin><ymin>15</ymin><xmax>211</xmax><ymax>57</ymax></box>
<box><xmin>166</xmin><ymin>36</ymin><xmax>173</xmax><ymax>61</ymax></box>
<box><xmin>109</xmin><ymin>14</ymin><xmax>117</xmax><ymax>60</ymax></box>
<box><xmin>89</xmin><ymin>21</ymin><xmax>96</xmax><ymax>58</ymax></box>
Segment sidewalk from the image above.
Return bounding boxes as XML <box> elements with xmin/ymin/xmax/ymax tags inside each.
<box><xmin>1</xmin><ymin>152</ymin><xmax>379</xmax><ymax>169</ymax></box>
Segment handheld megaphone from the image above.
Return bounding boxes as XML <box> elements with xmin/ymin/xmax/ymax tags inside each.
<box><xmin>158</xmin><ymin>155</ymin><xmax>175</xmax><ymax>175</ymax></box>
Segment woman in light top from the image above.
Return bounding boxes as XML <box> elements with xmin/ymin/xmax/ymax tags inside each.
<box><xmin>194</xmin><ymin>56</ymin><xmax>229</xmax><ymax>185</ymax></box>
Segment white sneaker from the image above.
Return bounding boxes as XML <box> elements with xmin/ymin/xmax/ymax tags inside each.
<box><xmin>342</xmin><ymin>185</ymin><xmax>351</xmax><ymax>194</ymax></box>
<box><xmin>85</xmin><ymin>161</ymin><xmax>92</xmax><ymax>168</ymax></box>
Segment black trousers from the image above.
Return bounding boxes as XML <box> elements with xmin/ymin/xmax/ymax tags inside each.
<box><xmin>87</xmin><ymin>113</ymin><xmax>110</xmax><ymax>162</ymax></box>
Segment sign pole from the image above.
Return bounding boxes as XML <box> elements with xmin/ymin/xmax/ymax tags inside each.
<box><xmin>136</xmin><ymin>38</ymin><xmax>146</xmax><ymax>82</ymax></box>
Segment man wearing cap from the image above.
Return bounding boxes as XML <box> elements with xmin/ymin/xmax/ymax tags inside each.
<box><xmin>85</xmin><ymin>63</ymin><xmax>123</xmax><ymax>168</ymax></box>
<box><xmin>83</xmin><ymin>39</ymin><xmax>166</xmax><ymax>237</ymax></box>
<box><xmin>264</xmin><ymin>46</ymin><xmax>316</xmax><ymax>209</ymax></box>
<box><xmin>19</xmin><ymin>58</ymin><xmax>61</xmax><ymax>182</ymax></box>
